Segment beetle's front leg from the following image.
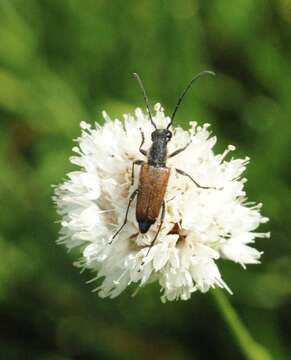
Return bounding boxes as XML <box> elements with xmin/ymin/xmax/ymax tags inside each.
<box><xmin>168</xmin><ymin>141</ymin><xmax>191</xmax><ymax>158</ymax></box>
<box><xmin>139</xmin><ymin>128</ymin><xmax>147</xmax><ymax>156</ymax></box>
<box><xmin>175</xmin><ymin>168</ymin><xmax>216</xmax><ymax>189</ymax></box>
<box><xmin>131</xmin><ymin>160</ymin><xmax>144</xmax><ymax>185</ymax></box>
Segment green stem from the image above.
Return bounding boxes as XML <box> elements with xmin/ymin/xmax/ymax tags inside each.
<box><xmin>212</xmin><ymin>289</ymin><xmax>273</xmax><ymax>360</ymax></box>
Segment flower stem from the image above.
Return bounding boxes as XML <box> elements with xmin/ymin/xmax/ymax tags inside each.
<box><xmin>212</xmin><ymin>289</ymin><xmax>273</xmax><ymax>360</ymax></box>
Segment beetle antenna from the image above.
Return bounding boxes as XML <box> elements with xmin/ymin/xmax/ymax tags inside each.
<box><xmin>167</xmin><ymin>70</ymin><xmax>215</xmax><ymax>129</ymax></box>
<box><xmin>133</xmin><ymin>73</ymin><xmax>157</xmax><ymax>129</ymax></box>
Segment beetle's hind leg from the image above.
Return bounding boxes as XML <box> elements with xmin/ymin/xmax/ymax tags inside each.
<box><xmin>109</xmin><ymin>189</ymin><xmax>138</xmax><ymax>244</ymax></box>
<box><xmin>175</xmin><ymin>168</ymin><xmax>216</xmax><ymax>189</ymax></box>
<box><xmin>144</xmin><ymin>200</ymin><xmax>166</xmax><ymax>259</ymax></box>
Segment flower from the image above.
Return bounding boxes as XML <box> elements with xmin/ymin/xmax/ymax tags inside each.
<box><xmin>53</xmin><ymin>104</ymin><xmax>269</xmax><ymax>302</ymax></box>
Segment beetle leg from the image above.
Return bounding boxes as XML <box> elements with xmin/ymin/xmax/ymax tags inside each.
<box><xmin>139</xmin><ymin>128</ymin><xmax>147</xmax><ymax>156</ymax></box>
<box><xmin>175</xmin><ymin>168</ymin><xmax>216</xmax><ymax>189</ymax></box>
<box><xmin>144</xmin><ymin>200</ymin><xmax>166</xmax><ymax>258</ymax></box>
<box><xmin>168</xmin><ymin>141</ymin><xmax>191</xmax><ymax>158</ymax></box>
<box><xmin>109</xmin><ymin>189</ymin><xmax>138</xmax><ymax>244</ymax></box>
<box><xmin>131</xmin><ymin>160</ymin><xmax>144</xmax><ymax>185</ymax></box>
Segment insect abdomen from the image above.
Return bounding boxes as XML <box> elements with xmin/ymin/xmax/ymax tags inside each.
<box><xmin>136</xmin><ymin>164</ymin><xmax>170</xmax><ymax>233</ymax></box>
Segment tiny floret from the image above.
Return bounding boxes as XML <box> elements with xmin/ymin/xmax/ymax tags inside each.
<box><xmin>53</xmin><ymin>105</ymin><xmax>269</xmax><ymax>302</ymax></box>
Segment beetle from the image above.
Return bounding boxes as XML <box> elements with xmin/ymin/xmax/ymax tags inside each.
<box><xmin>110</xmin><ymin>71</ymin><xmax>215</xmax><ymax>255</ymax></box>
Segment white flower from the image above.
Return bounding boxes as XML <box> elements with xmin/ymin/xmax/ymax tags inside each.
<box><xmin>53</xmin><ymin>104</ymin><xmax>269</xmax><ymax>302</ymax></box>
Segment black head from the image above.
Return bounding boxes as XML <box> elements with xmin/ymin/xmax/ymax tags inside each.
<box><xmin>151</xmin><ymin>129</ymin><xmax>172</xmax><ymax>143</ymax></box>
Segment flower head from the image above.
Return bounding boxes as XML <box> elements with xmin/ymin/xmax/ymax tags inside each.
<box><xmin>53</xmin><ymin>104</ymin><xmax>269</xmax><ymax>302</ymax></box>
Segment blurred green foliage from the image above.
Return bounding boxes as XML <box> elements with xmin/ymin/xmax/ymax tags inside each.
<box><xmin>0</xmin><ymin>1</ymin><xmax>290</xmax><ymax>359</ymax></box>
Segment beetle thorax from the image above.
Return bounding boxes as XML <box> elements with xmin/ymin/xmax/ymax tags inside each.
<box><xmin>148</xmin><ymin>129</ymin><xmax>172</xmax><ymax>167</ymax></box>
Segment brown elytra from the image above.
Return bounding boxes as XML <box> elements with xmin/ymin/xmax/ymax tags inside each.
<box><xmin>136</xmin><ymin>164</ymin><xmax>170</xmax><ymax>233</ymax></box>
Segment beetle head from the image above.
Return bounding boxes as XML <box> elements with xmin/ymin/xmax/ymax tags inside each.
<box><xmin>151</xmin><ymin>129</ymin><xmax>172</xmax><ymax>143</ymax></box>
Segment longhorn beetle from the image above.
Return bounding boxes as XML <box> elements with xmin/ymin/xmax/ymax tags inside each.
<box><xmin>110</xmin><ymin>71</ymin><xmax>216</xmax><ymax>256</ymax></box>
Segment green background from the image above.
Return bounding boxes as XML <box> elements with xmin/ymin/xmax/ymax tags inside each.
<box><xmin>0</xmin><ymin>1</ymin><xmax>290</xmax><ymax>359</ymax></box>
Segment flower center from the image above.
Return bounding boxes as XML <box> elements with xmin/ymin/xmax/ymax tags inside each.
<box><xmin>168</xmin><ymin>222</ymin><xmax>187</xmax><ymax>247</ymax></box>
